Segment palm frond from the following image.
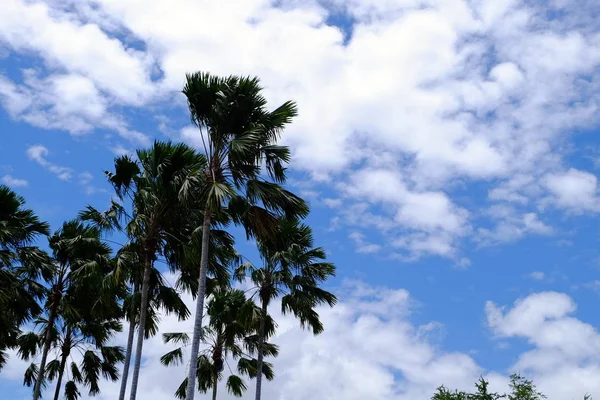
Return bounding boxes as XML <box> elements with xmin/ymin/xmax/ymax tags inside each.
<box><xmin>160</xmin><ymin>348</ymin><xmax>184</xmax><ymax>367</ymax></box>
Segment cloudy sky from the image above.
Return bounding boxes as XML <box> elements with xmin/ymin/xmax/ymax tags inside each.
<box><xmin>2</xmin><ymin>0</ymin><xmax>600</xmax><ymax>399</ymax></box>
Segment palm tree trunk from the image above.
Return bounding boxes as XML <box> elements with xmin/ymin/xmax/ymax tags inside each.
<box><xmin>33</xmin><ymin>290</ymin><xmax>60</xmax><ymax>400</ymax></box>
<box><xmin>128</xmin><ymin>249</ymin><xmax>153</xmax><ymax>400</ymax></box>
<box><xmin>53</xmin><ymin>327</ymin><xmax>71</xmax><ymax>400</ymax></box>
<box><xmin>254</xmin><ymin>299</ymin><xmax>268</xmax><ymax>400</ymax></box>
<box><xmin>211</xmin><ymin>374</ymin><xmax>218</xmax><ymax>400</ymax></box>
<box><xmin>118</xmin><ymin>284</ymin><xmax>139</xmax><ymax>400</ymax></box>
<box><xmin>185</xmin><ymin>206</ymin><xmax>211</xmax><ymax>400</ymax></box>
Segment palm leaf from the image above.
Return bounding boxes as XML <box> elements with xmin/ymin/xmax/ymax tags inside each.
<box><xmin>23</xmin><ymin>362</ymin><xmax>39</xmax><ymax>387</ymax></box>
<box><xmin>64</xmin><ymin>380</ymin><xmax>81</xmax><ymax>400</ymax></box>
<box><xmin>162</xmin><ymin>332</ymin><xmax>190</xmax><ymax>346</ymax></box>
<box><xmin>71</xmin><ymin>362</ymin><xmax>83</xmax><ymax>383</ymax></box>
<box><xmin>46</xmin><ymin>358</ymin><xmax>61</xmax><ymax>380</ymax></box>
<box><xmin>16</xmin><ymin>331</ymin><xmax>41</xmax><ymax>360</ymax></box>
<box><xmin>160</xmin><ymin>348</ymin><xmax>184</xmax><ymax>366</ymax></box>
<box><xmin>226</xmin><ymin>374</ymin><xmax>248</xmax><ymax>397</ymax></box>
<box><xmin>82</xmin><ymin>350</ymin><xmax>101</xmax><ymax>395</ymax></box>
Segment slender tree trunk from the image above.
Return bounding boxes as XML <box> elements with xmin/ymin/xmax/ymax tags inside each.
<box><xmin>254</xmin><ymin>299</ymin><xmax>268</xmax><ymax>400</ymax></box>
<box><xmin>211</xmin><ymin>374</ymin><xmax>218</xmax><ymax>400</ymax></box>
<box><xmin>128</xmin><ymin>248</ymin><xmax>154</xmax><ymax>400</ymax></box>
<box><xmin>118</xmin><ymin>284</ymin><xmax>139</xmax><ymax>400</ymax></box>
<box><xmin>185</xmin><ymin>205</ymin><xmax>211</xmax><ymax>400</ymax></box>
<box><xmin>53</xmin><ymin>327</ymin><xmax>71</xmax><ymax>400</ymax></box>
<box><xmin>33</xmin><ymin>290</ymin><xmax>61</xmax><ymax>400</ymax></box>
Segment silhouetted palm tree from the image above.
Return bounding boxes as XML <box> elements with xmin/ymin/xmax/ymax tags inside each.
<box><xmin>85</xmin><ymin>141</ymin><xmax>206</xmax><ymax>400</ymax></box>
<box><xmin>182</xmin><ymin>72</ymin><xmax>307</xmax><ymax>400</ymax></box>
<box><xmin>0</xmin><ymin>185</ymin><xmax>50</xmax><ymax>371</ymax></box>
<box><xmin>28</xmin><ymin>220</ymin><xmax>114</xmax><ymax>400</ymax></box>
<box><xmin>236</xmin><ymin>218</ymin><xmax>337</xmax><ymax>400</ymax></box>
<box><xmin>162</xmin><ymin>288</ymin><xmax>277</xmax><ymax>400</ymax></box>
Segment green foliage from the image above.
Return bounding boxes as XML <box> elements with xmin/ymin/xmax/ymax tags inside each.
<box><xmin>64</xmin><ymin>380</ymin><xmax>81</xmax><ymax>400</ymax></box>
<box><xmin>162</xmin><ymin>288</ymin><xmax>277</xmax><ymax>399</ymax></box>
<box><xmin>2</xmin><ymin>75</ymin><xmax>340</xmax><ymax>400</ymax></box>
<box><xmin>0</xmin><ymin>185</ymin><xmax>50</xmax><ymax>371</ymax></box>
<box><xmin>432</xmin><ymin>375</ymin><xmax>590</xmax><ymax>400</ymax></box>
<box><xmin>507</xmin><ymin>375</ymin><xmax>546</xmax><ymax>400</ymax></box>
<box><xmin>17</xmin><ymin>219</ymin><xmax>124</xmax><ymax>400</ymax></box>
<box><xmin>182</xmin><ymin>71</ymin><xmax>310</xmax><ymax>400</ymax></box>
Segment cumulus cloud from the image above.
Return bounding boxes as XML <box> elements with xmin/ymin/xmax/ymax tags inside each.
<box><xmin>0</xmin><ymin>279</ymin><xmax>481</xmax><ymax>400</ymax></box>
<box><xmin>486</xmin><ymin>292</ymin><xmax>600</xmax><ymax>398</ymax></box>
<box><xmin>337</xmin><ymin>168</ymin><xmax>470</xmax><ymax>260</ymax></box>
<box><xmin>476</xmin><ymin>206</ymin><xmax>553</xmax><ymax>246</ymax></box>
<box><xmin>0</xmin><ymin>71</ymin><xmax>149</xmax><ymax>144</ymax></box>
<box><xmin>0</xmin><ymin>0</ymin><xmax>154</xmax><ymax>105</ymax></box>
<box><xmin>544</xmin><ymin>169</ymin><xmax>600</xmax><ymax>213</ymax></box>
<box><xmin>1</xmin><ymin>0</ymin><xmax>600</xmax><ymax>258</ymax></box>
<box><xmin>1</xmin><ymin>174</ymin><xmax>28</xmax><ymax>187</ymax></box>
<box><xmin>2</xmin><ymin>281</ymin><xmax>599</xmax><ymax>400</ymax></box>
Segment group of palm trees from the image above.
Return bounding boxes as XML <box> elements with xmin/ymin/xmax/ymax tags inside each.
<box><xmin>0</xmin><ymin>72</ymin><xmax>337</xmax><ymax>400</ymax></box>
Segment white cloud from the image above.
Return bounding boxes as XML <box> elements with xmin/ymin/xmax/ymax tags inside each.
<box><xmin>1</xmin><ymin>0</ymin><xmax>600</xmax><ymax>257</ymax></box>
<box><xmin>477</xmin><ymin>206</ymin><xmax>553</xmax><ymax>245</ymax></box>
<box><xmin>24</xmin><ymin>145</ymin><xmax>106</xmax><ymax>195</ymax></box>
<box><xmin>78</xmin><ymin>171</ymin><xmax>106</xmax><ymax>195</ymax></box>
<box><xmin>339</xmin><ymin>168</ymin><xmax>470</xmax><ymax>258</ymax></box>
<box><xmin>0</xmin><ymin>71</ymin><xmax>149</xmax><ymax>144</ymax></box>
<box><xmin>0</xmin><ymin>279</ymin><xmax>482</xmax><ymax>400</ymax></box>
<box><xmin>110</xmin><ymin>144</ymin><xmax>134</xmax><ymax>156</ymax></box>
<box><xmin>528</xmin><ymin>271</ymin><xmax>546</xmax><ymax>281</ymax></box>
<box><xmin>26</xmin><ymin>144</ymin><xmax>73</xmax><ymax>181</ymax></box>
<box><xmin>323</xmin><ymin>198</ymin><xmax>343</xmax><ymax>208</ymax></box>
<box><xmin>1</xmin><ymin>174</ymin><xmax>28</xmax><ymax>187</ymax></box>
<box><xmin>0</xmin><ymin>0</ymin><xmax>154</xmax><ymax>105</ymax></box>
<box><xmin>486</xmin><ymin>292</ymin><xmax>600</xmax><ymax>398</ymax></box>
<box><xmin>544</xmin><ymin>169</ymin><xmax>600</xmax><ymax>213</ymax></box>
<box><xmin>2</xmin><ymin>280</ymin><xmax>599</xmax><ymax>400</ymax></box>
<box><xmin>0</xmin><ymin>75</ymin><xmax>31</xmax><ymax>115</ymax></box>
<box><xmin>348</xmin><ymin>231</ymin><xmax>382</xmax><ymax>254</ymax></box>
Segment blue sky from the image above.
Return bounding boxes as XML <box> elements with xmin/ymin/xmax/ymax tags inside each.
<box><xmin>2</xmin><ymin>0</ymin><xmax>600</xmax><ymax>399</ymax></box>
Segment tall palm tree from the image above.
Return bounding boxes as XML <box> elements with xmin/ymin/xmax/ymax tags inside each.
<box><xmin>235</xmin><ymin>218</ymin><xmax>337</xmax><ymax>400</ymax></box>
<box><xmin>30</xmin><ymin>220</ymin><xmax>113</xmax><ymax>400</ymax></box>
<box><xmin>0</xmin><ymin>185</ymin><xmax>50</xmax><ymax>370</ymax></box>
<box><xmin>162</xmin><ymin>288</ymin><xmax>277</xmax><ymax>400</ymax></box>
<box><xmin>89</xmin><ymin>141</ymin><xmax>206</xmax><ymax>400</ymax></box>
<box><xmin>110</xmin><ymin>242</ymin><xmax>190</xmax><ymax>400</ymax></box>
<box><xmin>82</xmin><ymin>198</ymin><xmax>238</xmax><ymax>400</ymax></box>
<box><xmin>182</xmin><ymin>72</ymin><xmax>308</xmax><ymax>400</ymax></box>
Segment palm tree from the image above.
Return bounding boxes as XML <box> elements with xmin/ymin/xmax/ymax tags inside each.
<box><xmin>30</xmin><ymin>220</ymin><xmax>113</xmax><ymax>400</ymax></box>
<box><xmin>182</xmin><ymin>72</ymin><xmax>308</xmax><ymax>400</ymax></box>
<box><xmin>87</xmin><ymin>141</ymin><xmax>206</xmax><ymax>400</ymax></box>
<box><xmin>82</xmin><ymin>197</ymin><xmax>238</xmax><ymax>400</ymax></box>
<box><xmin>19</xmin><ymin>317</ymin><xmax>124</xmax><ymax>400</ymax></box>
<box><xmin>162</xmin><ymin>288</ymin><xmax>277</xmax><ymax>400</ymax></box>
<box><xmin>0</xmin><ymin>185</ymin><xmax>50</xmax><ymax>370</ymax></box>
<box><xmin>235</xmin><ymin>218</ymin><xmax>337</xmax><ymax>400</ymax></box>
<box><xmin>109</xmin><ymin>242</ymin><xmax>190</xmax><ymax>400</ymax></box>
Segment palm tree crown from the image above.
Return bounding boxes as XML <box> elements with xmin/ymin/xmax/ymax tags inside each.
<box><xmin>162</xmin><ymin>287</ymin><xmax>277</xmax><ymax>400</ymax></box>
<box><xmin>236</xmin><ymin>217</ymin><xmax>337</xmax><ymax>400</ymax></box>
